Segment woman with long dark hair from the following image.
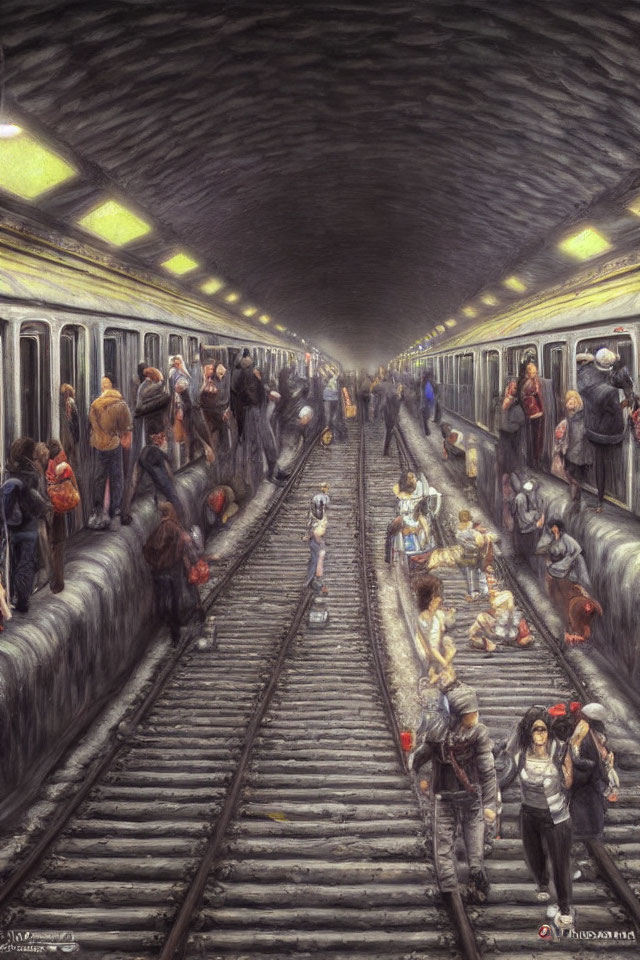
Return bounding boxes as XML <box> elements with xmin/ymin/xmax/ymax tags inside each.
<box><xmin>505</xmin><ymin>706</ymin><xmax>574</xmax><ymax>930</ymax></box>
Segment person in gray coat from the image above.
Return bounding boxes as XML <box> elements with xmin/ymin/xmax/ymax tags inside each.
<box><xmin>411</xmin><ymin>682</ymin><xmax>497</xmax><ymax>903</ymax></box>
<box><xmin>554</xmin><ymin>391</ymin><xmax>593</xmax><ymax>508</ymax></box>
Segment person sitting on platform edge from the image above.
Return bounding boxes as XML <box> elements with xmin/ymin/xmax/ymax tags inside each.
<box><xmin>410</xmin><ymin>682</ymin><xmax>497</xmax><ymax>905</ymax></box>
<box><xmin>121</xmin><ymin>429</ymin><xmax>182</xmax><ymax>525</ymax></box>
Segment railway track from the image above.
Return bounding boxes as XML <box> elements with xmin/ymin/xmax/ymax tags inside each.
<box><xmin>387</xmin><ymin>417</ymin><xmax>640</xmax><ymax>957</ymax></box>
<box><xmin>0</xmin><ymin>422</ymin><xmax>465</xmax><ymax>960</ymax></box>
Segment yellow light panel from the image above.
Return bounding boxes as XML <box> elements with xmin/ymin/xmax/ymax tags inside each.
<box><xmin>275</xmin><ymin>323</ymin><xmax>287</xmax><ymax>332</ymax></box>
<box><xmin>462</xmin><ymin>306</ymin><xmax>477</xmax><ymax>318</ymax></box>
<box><xmin>557</xmin><ymin>226</ymin><xmax>612</xmax><ymax>261</ymax></box>
<box><xmin>627</xmin><ymin>197</ymin><xmax>640</xmax><ymax>217</ymax></box>
<box><xmin>503</xmin><ymin>275</ymin><xmax>527</xmax><ymax>293</ymax></box>
<box><xmin>225</xmin><ymin>291</ymin><xmax>240</xmax><ymax>303</ymax></box>
<box><xmin>445</xmin><ymin>319</ymin><xmax>457</xmax><ymax>328</ymax></box>
<box><xmin>259</xmin><ymin>314</ymin><xmax>271</xmax><ymax>325</ymax></box>
<box><xmin>481</xmin><ymin>293</ymin><xmax>498</xmax><ymax>306</ymax></box>
<box><xmin>161</xmin><ymin>252</ymin><xmax>199</xmax><ymax>275</ymax></box>
<box><xmin>0</xmin><ymin>131</ymin><xmax>76</xmax><ymax>200</ymax></box>
<box><xmin>431</xmin><ymin>329</ymin><xmax>438</xmax><ymax>337</ymax></box>
<box><xmin>200</xmin><ymin>277</ymin><xmax>224</xmax><ymax>295</ymax></box>
<box><xmin>242</xmin><ymin>306</ymin><xmax>257</xmax><ymax>317</ymax></box>
<box><xmin>436</xmin><ymin>324</ymin><xmax>445</xmax><ymax>333</ymax></box>
<box><xmin>77</xmin><ymin>199</ymin><xmax>151</xmax><ymax>246</ymax></box>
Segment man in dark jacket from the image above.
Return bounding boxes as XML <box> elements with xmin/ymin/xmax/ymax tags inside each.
<box><xmin>411</xmin><ymin>682</ymin><xmax>497</xmax><ymax>902</ymax></box>
<box><xmin>237</xmin><ymin>354</ymin><xmax>288</xmax><ymax>484</ymax></box>
<box><xmin>578</xmin><ymin>348</ymin><xmax>625</xmax><ymax>512</ymax></box>
<box><xmin>420</xmin><ymin>369</ymin><xmax>439</xmax><ymax>436</ymax></box>
<box><xmin>200</xmin><ymin>362</ymin><xmax>232</xmax><ymax>452</ymax></box>
<box><xmin>373</xmin><ymin>373</ymin><xmax>403</xmax><ymax>456</ymax></box>
<box><xmin>121</xmin><ymin>430</ymin><xmax>182</xmax><ymax>524</ymax></box>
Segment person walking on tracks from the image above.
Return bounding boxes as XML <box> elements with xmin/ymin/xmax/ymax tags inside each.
<box><xmin>411</xmin><ymin>682</ymin><xmax>497</xmax><ymax>904</ymax></box>
<box><xmin>503</xmin><ymin>706</ymin><xmax>575</xmax><ymax>932</ymax></box>
<box><xmin>373</xmin><ymin>371</ymin><xmax>403</xmax><ymax>456</ymax></box>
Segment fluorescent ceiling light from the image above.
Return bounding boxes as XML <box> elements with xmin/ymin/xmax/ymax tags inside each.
<box><xmin>481</xmin><ymin>293</ymin><xmax>498</xmax><ymax>306</ymax></box>
<box><xmin>503</xmin><ymin>275</ymin><xmax>527</xmax><ymax>293</ymax></box>
<box><xmin>242</xmin><ymin>306</ymin><xmax>257</xmax><ymax>317</ymax></box>
<box><xmin>225</xmin><ymin>291</ymin><xmax>240</xmax><ymax>303</ymax></box>
<box><xmin>431</xmin><ymin>329</ymin><xmax>438</xmax><ymax>337</ymax></box>
<box><xmin>275</xmin><ymin>323</ymin><xmax>287</xmax><ymax>332</ymax></box>
<box><xmin>161</xmin><ymin>252</ymin><xmax>199</xmax><ymax>275</ymax></box>
<box><xmin>259</xmin><ymin>314</ymin><xmax>271</xmax><ymax>324</ymax></box>
<box><xmin>445</xmin><ymin>319</ymin><xmax>457</xmax><ymax>328</ymax></box>
<box><xmin>0</xmin><ymin>123</ymin><xmax>22</xmax><ymax>138</ymax></box>
<box><xmin>627</xmin><ymin>197</ymin><xmax>640</xmax><ymax>217</ymax></box>
<box><xmin>436</xmin><ymin>324</ymin><xmax>445</xmax><ymax>333</ymax></box>
<box><xmin>0</xmin><ymin>131</ymin><xmax>76</xmax><ymax>199</ymax></box>
<box><xmin>557</xmin><ymin>226</ymin><xmax>611</xmax><ymax>261</ymax></box>
<box><xmin>77</xmin><ymin>198</ymin><xmax>151</xmax><ymax>246</ymax></box>
<box><xmin>462</xmin><ymin>306</ymin><xmax>477</xmax><ymax>318</ymax></box>
<box><xmin>200</xmin><ymin>277</ymin><xmax>224</xmax><ymax>295</ymax></box>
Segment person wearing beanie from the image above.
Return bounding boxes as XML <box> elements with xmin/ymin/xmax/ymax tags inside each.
<box><xmin>411</xmin><ymin>681</ymin><xmax>497</xmax><ymax>904</ymax></box>
<box><xmin>578</xmin><ymin>347</ymin><xmax>627</xmax><ymax>511</ymax></box>
<box><xmin>568</xmin><ymin>703</ymin><xmax>618</xmax><ymax>845</ymax></box>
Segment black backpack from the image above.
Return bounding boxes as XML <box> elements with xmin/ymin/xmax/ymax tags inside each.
<box><xmin>1</xmin><ymin>478</ymin><xmax>24</xmax><ymax>529</ymax></box>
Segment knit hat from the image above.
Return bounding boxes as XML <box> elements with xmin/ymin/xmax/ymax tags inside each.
<box><xmin>447</xmin><ymin>682</ymin><xmax>478</xmax><ymax>716</ymax></box>
<box><xmin>595</xmin><ymin>348</ymin><xmax>617</xmax><ymax>372</ymax></box>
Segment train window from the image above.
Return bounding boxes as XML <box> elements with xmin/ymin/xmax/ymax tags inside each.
<box><xmin>459</xmin><ymin>353</ymin><xmax>475</xmax><ymax>420</ymax></box>
<box><xmin>576</xmin><ymin>335</ymin><xmax>634</xmax><ymax>376</ymax></box>
<box><xmin>543</xmin><ymin>342</ymin><xmax>566</xmax><ymax>419</ymax></box>
<box><xmin>201</xmin><ymin>344</ymin><xmax>228</xmax><ymax>368</ymax></box>
<box><xmin>482</xmin><ymin>350</ymin><xmax>501</xmax><ymax>432</ymax></box>
<box><xmin>169</xmin><ymin>335</ymin><xmax>183</xmax><ymax>360</ymax></box>
<box><xmin>20</xmin><ymin>322</ymin><xmax>51</xmax><ymax>442</ymax></box>
<box><xmin>144</xmin><ymin>332</ymin><xmax>160</xmax><ymax>369</ymax></box>
<box><xmin>60</xmin><ymin>325</ymin><xmax>87</xmax><ymax>404</ymax></box>
<box><xmin>103</xmin><ymin>328</ymin><xmax>140</xmax><ymax>410</ymax></box>
<box><xmin>506</xmin><ymin>344</ymin><xmax>537</xmax><ymax>378</ymax></box>
<box><xmin>188</xmin><ymin>336</ymin><xmax>199</xmax><ymax>366</ymax></box>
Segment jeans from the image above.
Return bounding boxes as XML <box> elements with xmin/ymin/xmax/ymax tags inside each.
<box><xmin>383</xmin><ymin>413</ymin><xmax>398</xmax><ymax>456</ymax></box>
<box><xmin>520</xmin><ymin>805</ymin><xmax>572</xmax><ymax>913</ymax></box>
<box><xmin>323</xmin><ymin>399</ymin><xmax>338</xmax><ymax>431</ymax></box>
<box><xmin>433</xmin><ymin>796</ymin><xmax>485</xmax><ymax>892</ymax></box>
<box><xmin>94</xmin><ymin>446</ymin><xmax>124</xmax><ymax>516</ymax></box>
<box><xmin>10</xmin><ymin>528</ymin><xmax>39</xmax><ymax>609</ymax></box>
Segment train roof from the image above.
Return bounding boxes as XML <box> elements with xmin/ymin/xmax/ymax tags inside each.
<box><xmin>414</xmin><ymin>255</ymin><xmax>640</xmax><ymax>356</ymax></box>
<box><xmin>0</xmin><ymin>226</ymin><xmax>295</xmax><ymax>349</ymax></box>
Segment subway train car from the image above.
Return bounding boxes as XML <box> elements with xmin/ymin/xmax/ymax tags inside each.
<box><xmin>405</xmin><ymin>268</ymin><xmax>640</xmax><ymax>516</ymax></box>
<box><xmin>0</xmin><ymin>223</ymin><xmax>316</xmax><ymax>506</ymax></box>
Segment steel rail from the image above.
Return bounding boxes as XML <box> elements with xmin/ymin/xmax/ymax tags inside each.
<box><xmin>395</xmin><ymin>420</ymin><xmax>640</xmax><ymax>933</ymax></box>
<box><xmin>158</xmin><ymin>586</ymin><xmax>314</xmax><ymax>960</ymax></box>
<box><xmin>0</xmin><ymin>431</ymin><xmax>320</xmax><ymax>911</ymax></box>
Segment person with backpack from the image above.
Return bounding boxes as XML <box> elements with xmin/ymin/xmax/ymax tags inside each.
<box><xmin>143</xmin><ymin>501</ymin><xmax>204</xmax><ymax>645</ymax></box>
<box><xmin>579</xmin><ymin>348</ymin><xmax>628</xmax><ymax>513</ymax></box>
<box><xmin>410</xmin><ymin>681</ymin><xmax>497</xmax><ymax>904</ymax></box>
<box><xmin>502</xmin><ymin>706</ymin><xmax>575</xmax><ymax>932</ymax></box>
<box><xmin>3</xmin><ymin>438</ymin><xmax>53</xmax><ymax>612</ymax></box>
<box><xmin>45</xmin><ymin>439</ymin><xmax>80</xmax><ymax>594</ymax></box>
<box><xmin>305</xmin><ymin>482</ymin><xmax>330</xmax><ymax>537</ymax></box>
<box><xmin>88</xmin><ymin>376</ymin><xmax>133</xmax><ymax>530</ymax></box>
<box><xmin>420</xmin><ymin>369</ymin><xmax>439</xmax><ymax>436</ymax></box>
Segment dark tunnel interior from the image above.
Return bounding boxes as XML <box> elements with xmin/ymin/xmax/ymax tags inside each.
<box><xmin>3</xmin><ymin>1</ymin><xmax>640</xmax><ymax>366</ymax></box>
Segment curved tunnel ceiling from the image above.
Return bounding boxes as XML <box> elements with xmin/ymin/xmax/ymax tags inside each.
<box><xmin>3</xmin><ymin>1</ymin><xmax>640</xmax><ymax>366</ymax></box>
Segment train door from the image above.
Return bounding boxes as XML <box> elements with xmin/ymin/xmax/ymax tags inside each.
<box><xmin>542</xmin><ymin>341</ymin><xmax>566</xmax><ymax>427</ymax></box>
<box><xmin>481</xmin><ymin>349</ymin><xmax>501</xmax><ymax>433</ymax></box>
<box><xmin>458</xmin><ymin>353</ymin><xmax>475</xmax><ymax>421</ymax></box>
<box><xmin>576</xmin><ymin>333</ymin><xmax>634</xmax><ymax>507</ymax></box>
<box><xmin>20</xmin><ymin>321</ymin><xmax>51</xmax><ymax>442</ymax></box>
<box><xmin>103</xmin><ymin>327</ymin><xmax>140</xmax><ymax>412</ymax></box>
<box><xmin>60</xmin><ymin>324</ymin><xmax>89</xmax><ymax>521</ymax></box>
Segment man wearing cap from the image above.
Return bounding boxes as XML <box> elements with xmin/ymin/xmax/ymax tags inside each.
<box><xmin>578</xmin><ymin>348</ymin><xmax>626</xmax><ymax>512</ymax></box>
<box><xmin>411</xmin><ymin>682</ymin><xmax>497</xmax><ymax>903</ymax></box>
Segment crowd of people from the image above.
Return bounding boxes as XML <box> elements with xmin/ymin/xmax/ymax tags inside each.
<box><xmin>0</xmin><ymin>349</ymin><xmax>324</xmax><ymax>625</ymax></box>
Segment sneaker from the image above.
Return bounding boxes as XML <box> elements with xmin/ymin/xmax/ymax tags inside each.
<box><xmin>555</xmin><ymin>913</ymin><xmax>574</xmax><ymax>931</ymax></box>
<box><xmin>546</xmin><ymin>904</ymin><xmax>559</xmax><ymax>920</ymax></box>
<box><xmin>536</xmin><ymin>887</ymin><xmax>551</xmax><ymax>902</ymax></box>
<box><xmin>573</xmin><ymin>868</ymin><xmax>582</xmax><ymax>881</ymax></box>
